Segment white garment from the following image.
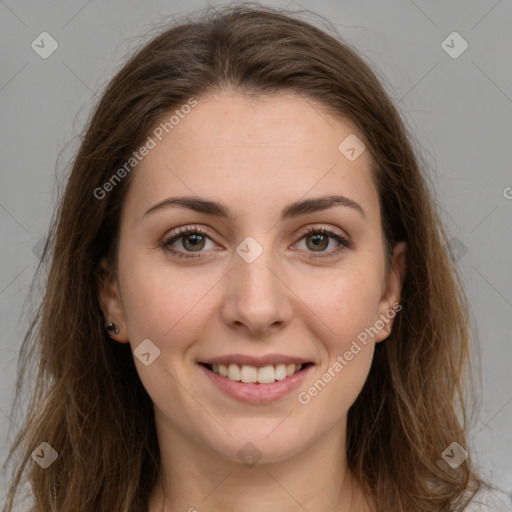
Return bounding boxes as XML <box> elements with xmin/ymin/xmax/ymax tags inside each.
<box><xmin>464</xmin><ymin>489</ymin><xmax>512</xmax><ymax>511</ymax></box>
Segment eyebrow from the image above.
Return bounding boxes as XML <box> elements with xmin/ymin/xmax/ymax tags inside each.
<box><xmin>142</xmin><ymin>194</ymin><xmax>366</xmax><ymax>221</ymax></box>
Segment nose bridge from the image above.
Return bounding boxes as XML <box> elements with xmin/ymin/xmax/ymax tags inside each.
<box><xmin>222</xmin><ymin>234</ymin><xmax>292</xmax><ymax>335</ymax></box>
<box><xmin>234</xmin><ymin>233</ymin><xmax>282</xmax><ymax>304</ymax></box>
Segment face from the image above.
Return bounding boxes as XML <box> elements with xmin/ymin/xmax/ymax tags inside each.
<box><xmin>100</xmin><ymin>91</ymin><xmax>406</xmax><ymax>464</ymax></box>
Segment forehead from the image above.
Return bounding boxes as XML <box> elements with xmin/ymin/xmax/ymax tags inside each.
<box><xmin>122</xmin><ymin>91</ymin><xmax>380</xmax><ymax>224</ymax></box>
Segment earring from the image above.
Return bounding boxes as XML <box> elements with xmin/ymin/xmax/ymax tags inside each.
<box><xmin>106</xmin><ymin>322</ymin><xmax>119</xmax><ymax>335</ymax></box>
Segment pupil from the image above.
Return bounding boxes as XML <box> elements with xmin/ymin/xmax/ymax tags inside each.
<box><xmin>185</xmin><ymin>234</ymin><xmax>204</xmax><ymax>250</ymax></box>
<box><xmin>309</xmin><ymin>233</ymin><xmax>327</xmax><ymax>251</ymax></box>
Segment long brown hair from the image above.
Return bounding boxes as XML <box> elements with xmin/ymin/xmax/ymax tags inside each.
<box><xmin>2</xmin><ymin>3</ymin><xmax>491</xmax><ymax>511</ymax></box>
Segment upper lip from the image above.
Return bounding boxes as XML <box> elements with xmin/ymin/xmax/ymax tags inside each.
<box><xmin>200</xmin><ymin>354</ymin><xmax>313</xmax><ymax>367</ymax></box>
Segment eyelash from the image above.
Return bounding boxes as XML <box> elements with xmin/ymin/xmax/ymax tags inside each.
<box><xmin>161</xmin><ymin>225</ymin><xmax>350</xmax><ymax>260</ymax></box>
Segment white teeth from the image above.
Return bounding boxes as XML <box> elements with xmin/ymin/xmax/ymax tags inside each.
<box><xmin>274</xmin><ymin>364</ymin><xmax>287</xmax><ymax>381</ymax></box>
<box><xmin>257</xmin><ymin>365</ymin><xmax>275</xmax><ymax>384</ymax></box>
<box><xmin>208</xmin><ymin>362</ymin><xmax>305</xmax><ymax>383</ymax></box>
<box><xmin>227</xmin><ymin>364</ymin><xmax>241</xmax><ymax>381</ymax></box>
<box><xmin>286</xmin><ymin>364</ymin><xmax>296</xmax><ymax>377</ymax></box>
<box><xmin>241</xmin><ymin>365</ymin><xmax>258</xmax><ymax>383</ymax></box>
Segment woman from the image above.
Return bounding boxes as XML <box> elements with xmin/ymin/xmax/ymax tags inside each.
<box><xmin>1</xmin><ymin>4</ymin><xmax>503</xmax><ymax>511</ymax></box>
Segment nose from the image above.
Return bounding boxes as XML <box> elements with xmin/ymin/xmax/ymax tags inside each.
<box><xmin>220</xmin><ymin>239</ymin><xmax>294</xmax><ymax>338</ymax></box>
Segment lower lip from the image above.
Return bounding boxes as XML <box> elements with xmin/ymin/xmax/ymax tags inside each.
<box><xmin>198</xmin><ymin>364</ymin><xmax>313</xmax><ymax>404</ymax></box>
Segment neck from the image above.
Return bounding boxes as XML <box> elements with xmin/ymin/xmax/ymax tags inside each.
<box><xmin>148</xmin><ymin>413</ymin><xmax>367</xmax><ymax>512</ymax></box>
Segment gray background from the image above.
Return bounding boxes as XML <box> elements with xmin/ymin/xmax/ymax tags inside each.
<box><xmin>1</xmin><ymin>0</ymin><xmax>511</xmax><ymax>506</ymax></box>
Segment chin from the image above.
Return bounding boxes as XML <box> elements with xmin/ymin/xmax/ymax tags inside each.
<box><xmin>197</xmin><ymin>418</ymin><xmax>313</xmax><ymax>466</ymax></box>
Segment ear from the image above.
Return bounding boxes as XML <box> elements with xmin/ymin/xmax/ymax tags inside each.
<box><xmin>98</xmin><ymin>256</ymin><xmax>129</xmax><ymax>343</ymax></box>
<box><xmin>374</xmin><ymin>241</ymin><xmax>407</xmax><ymax>343</ymax></box>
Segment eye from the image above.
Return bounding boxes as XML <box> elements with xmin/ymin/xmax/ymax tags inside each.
<box><xmin>294</xmin><ymin>226</ymin><xmax>350</xmax><ymax>259</ymax></box>
<box><xmin>161</xmin><ymin>225</ymin><xmax>350</xmax><ymax>259</ymax></box>
<box><xmin>161</xmin><ymin>226</ymin><xmax>216</xmax><ymax>258</ymax></box>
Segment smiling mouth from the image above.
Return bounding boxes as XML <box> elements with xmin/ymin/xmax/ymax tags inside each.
<box><xmin>200</xmin><ymin>362</ymin><xmax>313</xmax><ymax>384</ymax></box>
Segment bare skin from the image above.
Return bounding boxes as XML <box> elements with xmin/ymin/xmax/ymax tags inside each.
<box><xmin>100</xmin><ymin>91</ymin><xmax>406</xmax><ymax>512</ymax></box>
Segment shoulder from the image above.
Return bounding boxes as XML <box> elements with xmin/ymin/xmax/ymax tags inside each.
<box><xmin>463</xmin><ymin>488</ymin><xmax>512</xmax><ymax>511</ymax></box>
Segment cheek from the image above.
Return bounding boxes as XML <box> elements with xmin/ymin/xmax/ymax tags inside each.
<box><xmin>118</xmin><ymin>256</ymin><xmax>216</xmax><ymax>351</ymax></box>
<box><xmin>296</xmin><ymin>274</ymin><xmax>378</xmax><ymax>417</ymax></box>
<box><xmin>292</xmin><ymin>263</ymin><xmax>383</xmax><ymax>405</ymax></box>
<box><xmin>118</xmin><ymin>263</ymin><xmax>216</xmax><ymax>408</ymax></box>
<box><xmin>296</xmin><ymin>263</ymin><xmax>384</xmax><ymax>344</ymax></box>
<box><xmin>301</xmin><ymin>342</ymin><xmax>375</xmax><ymax>430</ymax></box>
